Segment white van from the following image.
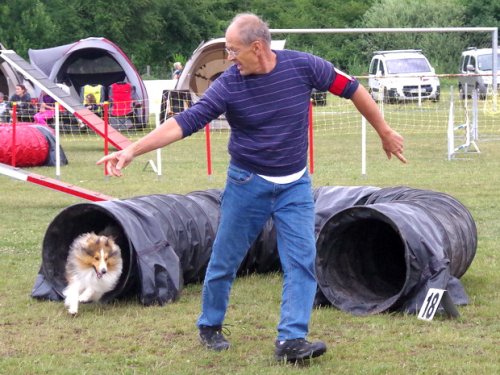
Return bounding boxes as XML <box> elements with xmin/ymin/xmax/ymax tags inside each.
<box><xmin>368</xmin><ymin>50</ymin><xmax>440</xmax><ymax>102</ymax></box>
<box><xmin>458</xmin><ymin>47</ymin><xmax>500</xmax><ymax>99</ymax></box>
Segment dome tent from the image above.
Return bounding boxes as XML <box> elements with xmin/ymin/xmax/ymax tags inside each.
<box><xmin>28</xmin><ymin>37</ymin><xmax>148</xmax><ymax>128</ymax></box>
<box><xmin>0</xmin><ymin>43</ymin><xmax>36</xmax><ymax>105</ymax></box>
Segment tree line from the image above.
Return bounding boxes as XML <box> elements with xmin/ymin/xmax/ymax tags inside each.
<box><xmin>0</xmin><ymin>0</ymin><xmax>497</xmax><ymax>78</ymax></box>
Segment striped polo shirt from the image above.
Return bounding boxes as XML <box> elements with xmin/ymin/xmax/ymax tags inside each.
<box><xmin>175</xmin><ymin>49</ymin><xmax>359</xmax><ymax>177</ymax></box>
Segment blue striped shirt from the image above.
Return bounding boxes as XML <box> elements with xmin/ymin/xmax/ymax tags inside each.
<box><xmin>175</xmin><ymin>49</ymin><xmax>359</xmax><ymax>176</ymax></box>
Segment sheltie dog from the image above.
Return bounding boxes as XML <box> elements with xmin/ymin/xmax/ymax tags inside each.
<box><xmin>63</xmin><ymin>230</ymin><xmax>123</xmax><ymax>315</ymax></box>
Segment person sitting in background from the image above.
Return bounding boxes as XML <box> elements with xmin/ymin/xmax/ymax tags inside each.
<box><xmin>77</xmin><ymin>92</ymin><xmax>102</xmax><ymax>129</ymax></box>
<box><xmin>34</xmin><ymin>91</ymin><xmax>56</xmax><ymax>125</ymax></box>
<box><xmin>9</xmin><ymin>84</ymin><xmax>32</xmax><ymax>121</ymax></box>
<box><xmin>0</xmin><ymin>92</ymin><xmax>8</xmax><ymax>123</ymax></box>
<box><xmin>84</xmin><ymin>93</ymin><xmax>101</xmax><ymax>116</ymax></box>
<box><xmin>172</xmin><ymin>62</ymin><xmax>183</xmax><ymax>79</ymax></box>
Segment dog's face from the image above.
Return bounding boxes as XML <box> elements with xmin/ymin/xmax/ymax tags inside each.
<box><xmin>76</xmin><ymin>234</ymin><xmax>122</xmax><ymax>279</ymax></box>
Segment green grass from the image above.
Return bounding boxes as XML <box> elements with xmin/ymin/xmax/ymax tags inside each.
<box><xmin>1</xmin><ymin>116</ymin><xmax>499</xmax><ymax>374</ymax></box>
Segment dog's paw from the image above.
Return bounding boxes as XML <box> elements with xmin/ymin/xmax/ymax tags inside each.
<box><xmin>78</xmin><ymin>296</ymin><xmax>93</xmax><ymax>303</ymax></box>
<box><xmin>79</xmin><ymin>288</ymin><xmax>95</xmax><ymax>303</ymax></box>
<box><xmin>67</xmin><ymin>308</ymin><xmax>78</xmax><ymax>316</ymax></box>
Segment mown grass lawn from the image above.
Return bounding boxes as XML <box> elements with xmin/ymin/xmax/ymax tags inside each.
<box><xmin>0</xmin><ymin>106</ymin><xmax>499</xmax><ymax>374</ymax></box>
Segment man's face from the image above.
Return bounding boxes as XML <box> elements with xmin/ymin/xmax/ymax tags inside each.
<box><xmin>225</xmin><ymin>25</ymin><xmax>260</xmax><ymax>76</ymax></box>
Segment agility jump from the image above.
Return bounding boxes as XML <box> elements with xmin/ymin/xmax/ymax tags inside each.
<box><xmin>0</xmin><ymin>162</ymin><xmax>114</xmax><ymax>202</ymax></box>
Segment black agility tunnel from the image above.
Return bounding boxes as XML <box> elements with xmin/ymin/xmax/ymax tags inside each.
<box><xmin>315</xmin><ymin>186</ymin><xmax>477</xmax><ymax>315</ymax></box>
<box><xmin>33</xmin><ymin>190</ymin><xmax>222</xmax><ymax>305</ymax></box>
<box><xmin>31</xmin><ymin>189</ymin><xmax>283</xmax><ymax>305</ymax></box>
<box><xmin>32</xmin><ymin>186</ymin><xmax>477</xmax><ymax>315</ymax></box>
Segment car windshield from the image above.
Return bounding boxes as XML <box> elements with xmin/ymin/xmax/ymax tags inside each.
<box><xmin>386</xmin><ymin>58</ymin><xmax>431</xmax><ymax>74</ymax></box>
<box><xmin>477</xmin><ymin>54</ymin><xmax>500</xmax><ymax>71</ymax></box>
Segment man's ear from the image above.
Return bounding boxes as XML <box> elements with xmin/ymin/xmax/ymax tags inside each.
<box><xmin>253</xmin><ymin>40</ymin><xmax>262</xmax><ymax>54</ymax></box>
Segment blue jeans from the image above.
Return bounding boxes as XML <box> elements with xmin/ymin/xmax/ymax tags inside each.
<box><xmin>197</xmin><ymin>163</ymin><xmax>317</xmax><ymax>340</ymax></box>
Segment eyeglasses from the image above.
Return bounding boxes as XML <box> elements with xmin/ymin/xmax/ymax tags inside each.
<box><xmin>225</xmin><ymin>48</ymin><xmax>240</xmax><ymax>58</ymax></box>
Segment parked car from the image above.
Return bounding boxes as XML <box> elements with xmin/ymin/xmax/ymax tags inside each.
<box><xmin>458</xmin><ymin>47</ymin><xmax>500</xmax><ymax>100</ymax></box>
<box><xmin>368</xmin><ymin>49</ymin><xmax>440</xmax><ymax>103</ymax></box>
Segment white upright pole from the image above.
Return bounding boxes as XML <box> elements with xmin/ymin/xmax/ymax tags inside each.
<box><xmin>55</xmin><ymin>102</ymin><xmax>61</xmax><ymax>178</ymax></box>
<box><xmin>361</xmin><ymin>116</ymin><xmax>367</xmax><ymax>176</ymax></box>
<box><xmin>379</xmin><ymin>86</ymin><xmax>385</xmax><ymax>117</ymax></box>
<box><xmin>492</xmin><ymin>28</ymin><xmax>498</xmax><ymax>106</ymax></box>
<box><xmin>447</xmin><ymin>87</ymin><xmax>455</xmax><ymax>160</ymax></box>
<box><xmin>470</xmin><ymin>90</ymin><xmax>480</xmax><ymax>153</ymax></box>
<box><xmin>472</xmin><ymin>90</ymin><xmax>479</xmax><ymax>140</ymax></box>
<box><xmin>155</xmin><ymin>111</ymin><xmax>162</xmax><ymax>177</ymax></box>
<box><xmin>418</xmin><ymin>77</ymin><xmax>422</xmax><ymax>107</ymax></box>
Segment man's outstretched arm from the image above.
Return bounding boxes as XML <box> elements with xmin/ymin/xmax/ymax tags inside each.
<box><xmin>96</xmin><ymin>117</ymin><xmax>184</xmax><ymax>176</ymax></box>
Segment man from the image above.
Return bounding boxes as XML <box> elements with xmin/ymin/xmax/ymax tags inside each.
<box><xmin>172</xmin><ymin>62</ymin><xmax>183</xmax><ymax>79</ymax></box>
<box><xmin>97</xmin><ymin>13</ymin><xmax>406</xmax><ymax>362</ymax></box>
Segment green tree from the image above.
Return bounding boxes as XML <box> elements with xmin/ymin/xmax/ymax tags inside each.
<box><xmin>41</xmin><ymin>0</ymin><xmax>164</xmax><ymax>73</ymax></box>
<box><xmin>0</xmin><ymin>0</ymin><xmax>57</xmax><ymax>57</ymax></box>
<box><xmin>206</xmin><ymin>0</ymin><xmax>374</xmax><ymax>72</ymax></box>
<box><xmin>5</xmin><ymin>0</ymin><xmax>483</xmax><ymax>77</ymax></box>
<box><xmin>157</xmin><ymin>0</ymin><xmax>221</xmax><ymax>76</ymax></box>
<box><xmin>359</xmin><ymin>0</ymin><xmax>467</xmax><ymax>73</ymax></box>
<box><xmin>462</xmin><ymin>0</ymin><xmax>500</xmax><ymax>26</ymax></box>
<box><xmin>277</xmin><ymin>0</ymin><xmax>374</xmax><ymax>72</ymax></box>
<box><xmin>461</xmin><ymin>0</ymin><xmax>500</xmax><ymax>47</ymax></box>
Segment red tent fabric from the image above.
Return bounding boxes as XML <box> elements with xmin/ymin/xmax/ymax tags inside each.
<box><xmin>0</xmin><ymin>125</ymin><xmax>49</xmax><ymax>167</ymax></box>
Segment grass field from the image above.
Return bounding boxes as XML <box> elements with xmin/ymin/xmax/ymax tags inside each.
<box><xmin>0</xmin><ymin>100</ymin><xmax>499</xmax><ymax>374</ymax></box>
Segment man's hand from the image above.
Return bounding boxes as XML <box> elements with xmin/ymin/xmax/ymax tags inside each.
<box><xmin>381</xmin><ymin>129</ymin><xmax>407</xmax><ymax>164</ymax></box>
<box><xmin>350</xmin><ymin>85</ymin><xmax>407</xmax><ymax>164</ymax></box>
<box><xmin>96</xmin><ymin>117</ymin><xmax>183</xmax><ymax>176</ymax></box>
<box><xmin>96</xmin><ymin>148</ymin><xmax>134</xmax><ymax>177</ymax></box>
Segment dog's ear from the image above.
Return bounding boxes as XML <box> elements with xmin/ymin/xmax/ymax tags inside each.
<box><xmin>81</xmin><ymin>232</ymin><xmax>95</xmax><ymax>245</ymax></box>
<box><xmin>78</xmin><ymin>232</ymin><xmax>93</xmax><ymax>245</ymax></box>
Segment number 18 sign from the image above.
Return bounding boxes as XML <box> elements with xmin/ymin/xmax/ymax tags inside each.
<box><xmin>418</xmin><ymin>288</ymin><xmax>446</xmax><ymax>321</ymax></box>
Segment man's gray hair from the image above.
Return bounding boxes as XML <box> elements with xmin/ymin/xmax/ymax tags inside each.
<box><xmin>230</xmin><ymin>13</ymin><xmax>271</xmax><ymax>46</ymax></box>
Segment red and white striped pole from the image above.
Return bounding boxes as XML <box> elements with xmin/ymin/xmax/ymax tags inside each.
<box><xmin>205</xmin><ymin>123</ymin><xmax>212</xmax><ymax>176</ymax></box>
<box><xmin>11</xmin><ymin>103</ymin><xmax>17</xmax><ymax>167</ymax></box>
<box><xmin>308</xmin><ymin>100</ymin><xmax>315</xmax><ymax>174</ymax></box>
<box><xmin>0</xmin><ymin>162</ymin><xmax>115</xmax><ymax>202</ymax></box>
<box><xmin>103</xmin><ymin>102</ymin><xmax>110</xmax><ymax>176</ymax></box>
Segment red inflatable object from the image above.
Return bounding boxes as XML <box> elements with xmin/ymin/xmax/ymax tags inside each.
<box><xmin>0</xmin><ymin>124</ymin><xmax>50</xmax><ymax>167</ymax></box>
